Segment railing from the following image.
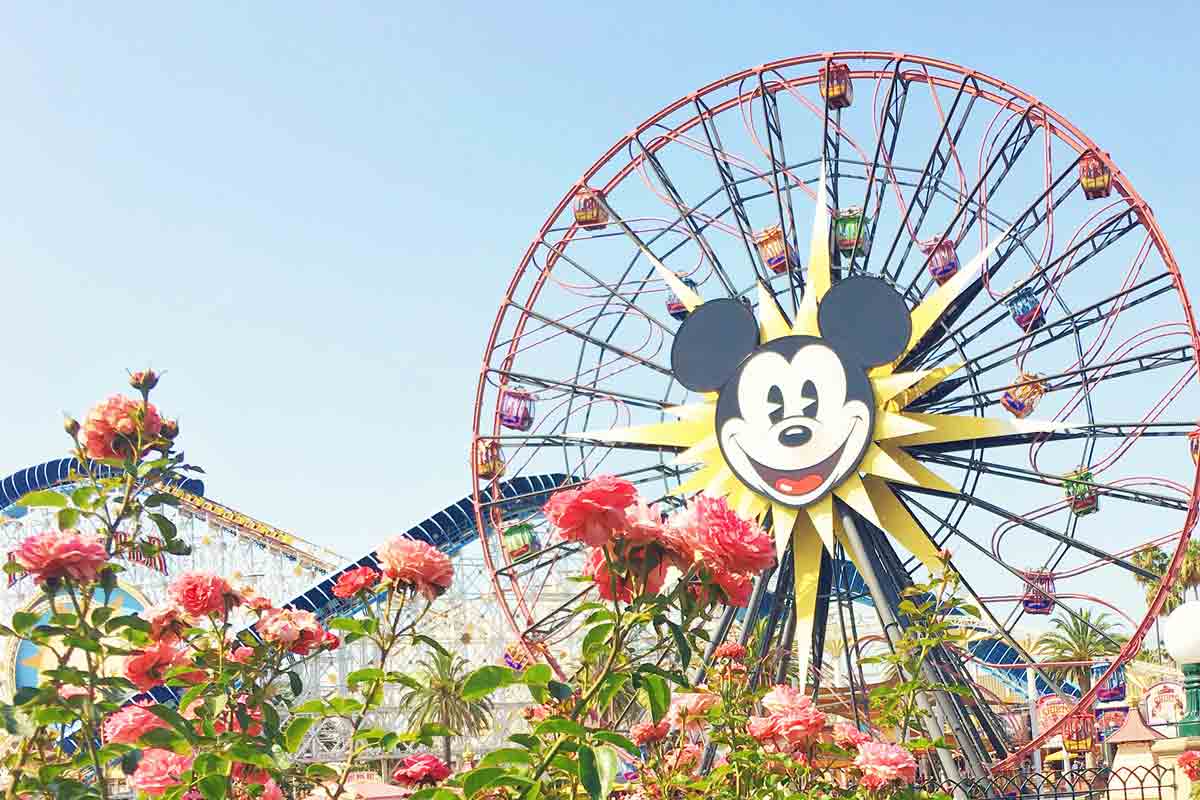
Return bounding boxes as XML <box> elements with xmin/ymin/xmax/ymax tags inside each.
<box><xmin>922</xmin><ymin>765</ymin><xmax>1177</xmax><ymax>800</ymax></box>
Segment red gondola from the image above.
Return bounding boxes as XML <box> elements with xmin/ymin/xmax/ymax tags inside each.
<box><xmin>1021</xmin><ymin>570</ymin><xmax>1055</xmax><ymax>615</ymax></box>
<box><xmin>1079</xmin><ymin>152</ymin><xmax>1112</xmax><ymax>200</ymax></box>
<box><xmin>574</xmin><ymin>187</ymin><xmax>610</xmax><ymax>230</ymax></box>
<box><xmin>819</xmin><ymin>62</ymin><xmax>854</xmax><ymax>109</ymax></box>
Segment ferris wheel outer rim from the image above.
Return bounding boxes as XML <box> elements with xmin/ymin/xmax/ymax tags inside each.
<box><xmin>468</xmin><ymin>51</ymin><xmax>1200</xmax><ymax>765</ymax></box>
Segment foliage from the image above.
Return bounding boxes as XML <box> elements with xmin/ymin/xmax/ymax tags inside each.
<box><xmin>1035</xmin><ymin>609</ymin><xmax>1127</xmax><ymax>692</ymax></box>
<box><xmin>397</xmin><ymin>650</ymin><xmax>495</xmax><ymax>764</ymax></box>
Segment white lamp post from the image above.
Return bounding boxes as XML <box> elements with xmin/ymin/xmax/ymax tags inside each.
<box><xmin>1162</xmin><ymin>600</ymin><xmax>1200</xmax><ymax>736</ymax></box>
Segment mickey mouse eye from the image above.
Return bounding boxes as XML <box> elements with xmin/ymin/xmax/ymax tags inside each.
<box><xmin>799</xmin><ymin>379</ymin><xmax>819</xmax><ymax>419</ymax></box>
<box><xmin>767</xmin><ymin>385</ymin><xmax>785</xmax><ymax>425</ymax></box>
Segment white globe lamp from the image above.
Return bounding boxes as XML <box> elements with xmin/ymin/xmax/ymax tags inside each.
<box><xmin>1163</xmin><ymin>600</ymin><xmax>1200</xmax><ymax>736</ymax></box>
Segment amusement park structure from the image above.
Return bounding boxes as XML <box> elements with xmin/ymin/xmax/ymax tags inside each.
<box><xmin>469</xmin><ymin>52</ymin><xmax>1200</xmax><ymax>775</ymax></box>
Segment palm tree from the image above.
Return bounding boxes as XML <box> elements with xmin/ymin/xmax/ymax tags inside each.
<box><xmin>1035</xmin><ymin>609</ymin><xmax>1127</xmax><ymax>694</ymax></box>
<box><xmin>1131</xmin><ymin>546</ymin><xmax>1184</xmax><ymax>616</ymax></box>
<box><xmin>396</xmin><ymin>650</ymin><xmax>494</xmax><ymax>766</ymax></box>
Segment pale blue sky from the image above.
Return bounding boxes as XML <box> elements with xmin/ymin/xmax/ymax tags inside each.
<box><xmin>0</xmin><ymin>1</ymin><xmax>1197</xmax><ymax>571</ymax></box>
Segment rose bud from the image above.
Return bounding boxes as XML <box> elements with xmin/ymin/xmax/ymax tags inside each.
<box><xmin>63</xmin><ymin>416</ymin><xmax>81</xmax><ymax>439</ymax></box>
<box><xmin>129</xmin><ymin>369</ymin><xmax>160</xmax><ymax>392</ymax></box>
<box><xmin>160</xmin><ymin>419</ymin><xmax>180</xmax><ymax>441</ymax></box>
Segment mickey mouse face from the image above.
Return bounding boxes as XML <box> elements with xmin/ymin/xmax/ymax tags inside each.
<box><xmin>670</xmin><ymin>276</ymin><xmax>911</xmax><ymax>509</ymax></box>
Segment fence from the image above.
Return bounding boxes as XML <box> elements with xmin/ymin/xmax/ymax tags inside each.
<box><xmin>922</xmin><ymin>765</ymin><xmax>1177</xmax><ymax>800</ymax></box>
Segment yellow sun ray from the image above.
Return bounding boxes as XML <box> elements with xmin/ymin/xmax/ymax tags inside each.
<box><xmin>756</xmin><ymin>282</ymin><xmax>792</xmax><ymax>341</ymax></box>
<box><xmin>791</xmin><ymin>521</ymin><xmax>824</xmax><ymax>694</ymax></box>
<box><xmin>792</xmin><ymin>162</ymin><xmax>831</xmax><ymax>336</ymax></box>
<box><xmin>871</xmin><ymin>370</ymin><xmax>943</xmax><ymax>405</ymax></box>
<box><xmin>673</xmin><ymin>434</ymin><xmax>719</xmax><ymax>466</ymax></box>
<box><xmin>833</xmin><ymin>472</ymin><xmax>884</xmax><ymax>530</ymax></box>
<box><xmin>873</xmin><ymin>411</ymin><xmax>937</xmax><ymax>442</ymax></box>
<box><xmin>771</xmin><ymin>504</ymin><xmax>800</xmax><ymax>559</ymax></box>
<box><xmin>879</xmin><ymin>363</ymin><xmax>964</xmax><ymax>409</ymax></box>
<box><xmin>861</xmin><ymin>474</ymin><xmax>944</xmax><ymax>574</ymax></box>
<box><xmin>885</xmin><ymin>411</ymin><xmax>1063</xmax><ymax>448</ymax></box>
<box><xmin>876</xmin><ymin>443</ymin><xmax>957</xmax><ymax>494</ymax></box>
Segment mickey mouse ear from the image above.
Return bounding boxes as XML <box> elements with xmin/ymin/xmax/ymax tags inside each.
<box><xmin>671</xmin><ymin>299</ymin><xmax>759</xmax><ymax>392</ymax></box>
<box><xmin>817</xmin><ymin>275</ymin><xmax>911</xmax><ymax>367</ymax></box>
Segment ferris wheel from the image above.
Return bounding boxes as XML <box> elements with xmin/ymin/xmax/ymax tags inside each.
<box><xmin>469</xmin><ymin>52</ymin><xmax>1200</xmax><ymax>774</ymax></box>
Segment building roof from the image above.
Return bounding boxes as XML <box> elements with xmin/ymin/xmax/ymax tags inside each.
<box><xmin>1107</xmin><ymin>708</ymin><xmax>1164</xmax><ymax>744</ymax></box>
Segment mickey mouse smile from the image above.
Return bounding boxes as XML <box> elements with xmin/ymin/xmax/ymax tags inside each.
<box><xmin>739</xmin><ymin>436</ymin><xmax>850</xmax><ymax>497</ymax></box>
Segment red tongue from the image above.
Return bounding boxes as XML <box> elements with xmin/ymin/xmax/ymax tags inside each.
<box><xmin>774</xmin><ymin>474</ymin><xmax>823</xmax><ymax>496</ymax></box>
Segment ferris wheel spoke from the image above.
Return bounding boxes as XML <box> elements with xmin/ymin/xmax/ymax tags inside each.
<box><xmin>693</xmin><ymin>94</ymin><xmax>771</xmax><ymax>283</ymax></box>
<box><xmin>913</xmin><ymin>343</ymin><xmax>1196</xmax><ymax>413</ymax></box>
<box><xmin>847</xmin><ymin>62</ymin><xmax>910</xmax><ymax>277</ymax></box>
<box><xmin>911</xmin><ymin>207</ymin><xmax>1144</xmax><ymax>370</ymax></box>
<box><xmin>894</xmin><ymin>485</ymin><xmax>1158</xmax><ymax>581</ymax></box>
<box><xmin>533</xmin><ymin>239</ymin><xmax>678</xmax><ymax>336</ymax></box>
<box><xmin>504</xmin><ymin>301</ymin><xmax>673</xmax><ymax>377</ymax></box>
<box><xmin>899</xmin><ymin>156</ymin><xmax>1085</xmax><ymax>363</ymax></box>
<box><xmin>632</xmin><ymin>133</ymin><xmax>741</xmax><ymax>297</ymax></box>
<box><xmin>876</xmin><ymin>72</ymin><xmax>978</xmax><ymax>283</ymax></box>
<box><xmin>755</xmin><ymin>74</ymin><xmax>804</xmax><ymax>312</ymax></box>
<box><xmin>907</xmin><ymin>421</ymin><xmax>1196</xmax><ymax>456</ymax></box>
<box><xmin>953</xmin><ymin>110</ymin><xmax>1043</xmax><ymax>247</ymax></box>
<box><xmin>899</xmin><ymin>491</ymin><xmax>1129</xmax><ymax>652</ymax></box>
<box><xmin>916</xmin><ymin>452</ymin><xmax>1189</xmax><ymax>512</ymax></box>
<box><xmin>487</xmin><ymin>368</ymin><xmax>675</xmax><ymax>413</ymax></box>
<box><xmin>915</xmin><ymin>272</ymin><xmax>1176</xmax><ymax>380</ymax></box>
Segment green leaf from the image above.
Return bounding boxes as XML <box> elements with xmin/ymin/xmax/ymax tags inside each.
<box><xmin>479</xmin><ymin>747</ymin><xmax>531</xmax><ymax>767</ymax></box>
<box><xmin>591</xmin><ymin>730</ymin><xmax>639</xmax><ymax>756</ymax></box>
<box><xmin>56</xmin><ymin>508</ymin><xmax>80</xmax><ymax>530</ymax></box>
<box><xmin>523</xmin><ymin>663</ymin><xmax>552</xmax><ymax>686</ymax></box>
<box><xmin>577</xmin><ymin>745</ymin><xmax>601</xmax><ymax>800</ymax></box>
<box><xmin>148</xmin><ymin>512</ymin><xmax>178</xmax><ymax>540</ymax></box>
<box><xmin>287</xmin><ymin>671</ymin><xmax>303</xmax><ymax>697</ymax></box>
<box><xmin>667</xmin><ymin>621</ymin><xmax>690</xmax><ymax>669</ymax></box>
<box><xmin>285</xmin><ymin>716</ymin><xmax>316</xmax><ymax>752</ymax></box>
<box><xmin>419</xmin><ymin>722</ymin><xmax>454</xmax><ymax>739</ymax></box>
<box><xmin>596</xmin><ymin>673</ymin><xmax>629</xmax><ymax>710</ymax></box>
<box><xmin>198</xmin><ymin>774</ymin><xmax>228</xmax><ymax>800</ymax></box>
<box><xmin>147</xmin><ymin>705</ymin><xmax>199</xmax><ymax>744</ymax></box>
<box><xmin>594</xmin><ymin>745</ymin><xmax>620</xmax><ymax>799</ymax></box>
<box><xmin>547</xmin><ymin>680</ymin><xmax>573</xmax><ymax>702</ymax></box>
<box><xmin>12</xmin><ymin>612</ymin><xmax>39</xmax><ymax>636</ymax></box>
<box><xmin>462</xmin><ymin>767</ymin><xmax>507</xmax><ymax>797</ymax></box>
<box><xmin>346</xmin><ymin>667</ymin><xmax>385</xmax><ymax>690</ymax></box>
<box><xmin>582</xmin><ymin>622</ymin><xmax>614</xmax><ymax>657</ymax></box>
<box><xmin>635</xmin><ymin>663</ymin><xmax>689</xmax><ymax>686</ymax></box>
<box><xmin>227</xmin><ymin>743</ymin><xmax>275</xmax><ymax>769</ymax></box>
<box><xmin>145</xmin><ymin>492</ymin><xmax>181</xmax><ymax>508</ymax></box>
<box><xmin>534</xmin><ymin>718</ymin><xmax>587</xmax><ymax>738</ymax></box>
<box><xmin>164</xmin><ymin>538</ymin><xmax>191</xmax><ymax>556</ymax></box>
<box><xmin>641</xmin><ymin>674</ymin><xmax>670</xmax><ymax>724</ymax></box>
<box><xmin>412</xmin><ymin>634</ymin><xmax>449</xmax><ymax>657</ymax></box>
<box><xmin>462</xmin><ymin>665</ymin><xmax>515</xmax><ymax>701</ymax></box>
<box><xmin>71</xmin><ymin>486</ymin><xmax>99</xmax><ymax>509</ymax></box>
<box><xmin>305</xmin><ymin>763</ymin><xmax>338</xmax><ymax>781</ymax></box>
<box><xmin>17</xmin><ymin>490</ymin><xmax>66</xmax><ymax>508</ymax></box>
<box><xmin>509</xmin><ymin>733</ymin><xmax>538</xmax><ymax>749</ymax></box>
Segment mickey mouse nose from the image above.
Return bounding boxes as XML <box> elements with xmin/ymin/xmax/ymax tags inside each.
<box><xmin>778</xmin><ymin>424</ymin><xmax>812</xmax><ymax>447</ymax></box>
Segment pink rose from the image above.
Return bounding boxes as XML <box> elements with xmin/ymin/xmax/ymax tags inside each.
<box><xmin>239</xmin><ymin>587</ymin><xmax>275</xmax><ymax>612</ymax></box>
<box><xmin>584</xmin><ymin>547</ymin><xmax>666</xmax><ymax>603</ymax></box>
<box><xmin>713</xmin><ymin>642</ymin><xmax>746</xmax><ymax>661</ymax></box>
<box><xmin>522</xmin><ymin>704</ymin><xmax>553</xmax><ymax>723</ymax></box>
<box><xmin>1181</xmin><ymin>751</ymin><xmax>1200</xmax><ymax>781</ymax></box>
<box><xmin>774</xmin><ymin>704</ymin><xmax>826</xmax><ymax>747</ymax></box>
<box><xmin>377</xmin><ymin>536</ymin><xmax>454</xmax><ymax>600</ymax></box>
<box><xmin>854</xmin><ymin>740</ymin><xmax>918</xmax><ymax>790</ymax></box>
<box><xmin>102</xmin><ymin>704</ymin><xmax>168</xmax><ymax>744</ymax></box>
<box><xmin>331</xmin><ymin>566</ymin><xmax>380</xmax><ymax>599</ymax></box>
<box><xmin>693</xmin><ymin>566</ymin><xmax>754</xmax><ymax>608</ymax></box>
<box><xmin>683</xmin><ymin>494</ymin><xmax>775</xmax><ymax>576</ymax></box>
<box><xmin>257</xmin><ymin>608</ymin><xmax>326</xmax><ymax>655</ymax></box>
<box><xmin>392</xmin><ymin>753</ymin><xmax>451</xmax><ymax>786</ymax></box>
<box><xmin>81</xmin><ymin>395</ymin><xmax>163</xmax><ymax>459</ymax></box>
<box><xmin>834</xmin><ymin>721</ymin><xmax>872</xmax><ymax>749</ymax></box>
<box><xmin>631</xmin><ymin>719</ymin><xmax>670</xmax><ymax>746</ymax></box>
<box><xmin>57</xmin><ymin>684</ymin><xmax>90</xmax><ymax>700</ymax></box>
<box><xmin>542</xmin><ymin>476</ymin><xmax>637</xmax><ymax>547</ymax></box>
<box><xmin>130</xmin><ymin>748</ymin><xmax>192</xmax><ymax>796</ymax></box>
<box><xmin>228</xmin><ymin>646</ymin><xmax>254</xmax><ymax>664</ymax></box>
<box><xmin>667</xmin><ymin>743</ymin><xmax>701</xmax><ymax>773</ymax></box>
<box><xmin>142</xmin><ymin>602</ymin><xmax>189</xmax><ymax>641</ymax></box>
<box><xmin>123</xmin><ymin>640</ymin><xmax>195</xmax><ymax>691</ymax></box>
<box><xmin>622</xmin><ymin>499</ymin><xmax>664</xmax><ymax>545</ymax></box>
<box><xmin>260</xmin><ymin>779</ymin><xmax>283</xmax><ymax>800</ymax></box>
<box><xmin>761</xmin><ymin>684</ymin><xmax>806</xmax><ymax>714</ymax></box>
<box><xmin>748</xmin><ymin>715</ymin><xmax>783</xmax><ymax>747</ymax></box>
<box><xmin>14</xmin><ymin>529</ymin><xmax>107</xmax><ymax>584</ymax></box>
<box><xmin>667</xmin><ymin>690</ymin><xmax>719</xmax><ymax>734</ymax></box>
<box><xmin>169</xmin><ymin>572</ymin><xmax>236</xmax><ymax>617</ymax></box>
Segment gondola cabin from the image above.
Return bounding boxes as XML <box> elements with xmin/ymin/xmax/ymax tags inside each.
<box><xmin>499</xmin><ymin>386</ymin><xmax>535</xmax><ymax>432</ymax></box>
<box><xmin>1006</xmin><ymin>286</ymin><xmax>1045</xmax><ymax>332</ymax></box>
<box><xmin>1079</xmin><ymin>152</ymin><xmax>1113</xmax><ymax>200</ymax></box>
<box><xmin>1092</xmin><ymin>660</ymin><xmax>1127</xmax><ymax>703</ymax></box>
<box><xmin>834</xmin><ymin>207</ymin><xmax>870</xmax><ymax>257</ymax></box>
<box><xmin>1064</xmin><ymin>468</ymin><xmax>1100</xmax><ymax>516</ymax></box>
<box><xmin>667</xmin><ymin>277</ymin><xmax>699</xmax><ymax>322</ymax></box>
<box><xmin>754</xmin><ymin>225</ymin><xmax>798</xmax><ymax>274</ymax></box>
<box><xmin>475</xmin><ymin>439</ymin><xmax>505</xmax><ymax>480</ymax></box>
<box><xmin>819</xmin><ymin>62</ymin><xmax>854</xmax><ymax>109</ymax></box>
<box><xmin>1188</xmin><ymin>424</ymin><xmax>1200</xmax><ymax>465</ymax></box>
<box><xmin>502</xmin><ymin>522</ymin><xmax>540</xmax><ymax>559</ymax></box>
<box><xmin>1063</xmin><ymin>710</ymin><xmax>1096</xmax><ymax>754</ymax></box>
<box><xmin>1000</xmin><ymin>373</ymin><xmax>1047</xmax><ymax>419</ymax></box>
<box><xmin>919</xmin><ymin>235</ymin><xmax>960</xmax><ymax>285</ymax></box>
<box><xmin>574</xmin><ymin>187</ymin><xmax>610</xmax><ymax>230</ymax></box>
<box><xmin>1021</xmin><ymin>570</ymin><xmax>1055</xmax><ymax>615</ymax></box>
